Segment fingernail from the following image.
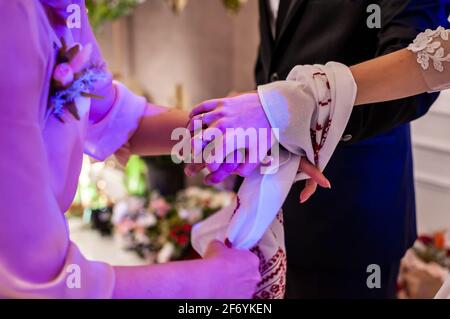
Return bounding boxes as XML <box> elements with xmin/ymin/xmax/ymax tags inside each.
<box><xmin>326</xmin><ymin>181</ymin><xmax>331</xmax><ymax>189</ymax></box>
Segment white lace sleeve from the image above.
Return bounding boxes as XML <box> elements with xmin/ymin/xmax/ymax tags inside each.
<box><xmin>407</xmin><ymin>27</ymin><xmax>450</xmax><ymax>92</ymax></box>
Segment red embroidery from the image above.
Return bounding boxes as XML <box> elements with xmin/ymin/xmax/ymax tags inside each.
<box><xmin>310</xmin><ymin>71</ymin><xmax>333</xmax><ymax>166</ymax></box>
<box><xmin>251</xmin><ymin>246</ymin><xmax>287</xmax><ymax>299</ymax></box>
<box><xmin>318</xmin><ymin>99</ymin><xmax>332</xmax><ymax>107</ymax></box>
<box><xmin>229</xmin><ymin>195</ymin><xmax>241</xmax><ymax>222</ymax></box>
<box><xmin>224</xmin><ymin>238</ymin><xmax>232</xmax><ymax>248</ymax></box>
<box><xmin>310</xmin><ymin>118</ymin><xmax>331</xmax><ymax>165</ymax></box>
<box><xmin>276</xmin><ymin>212</ymin><xmax>284</xmax><ymax>225</ymax></box>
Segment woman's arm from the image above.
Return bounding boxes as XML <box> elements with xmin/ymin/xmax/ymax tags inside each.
<box><xmin>351</xmin><ymin>49</ymin><xmax>429</xmax><ymax>105</ymax></box>
<box><xmin>112</xmin><ymin>241</ymin><xmax>260</xmax><ymax>299</ymax></box>
<box><xmin>128</xmin><ymin>104</ymin><xmax>189</xmax><ymax>156</ymax></box>
<box><xmin>352</xmin><ymin>28</ymin><xmax>450</xmax><ymax>106</ymax></box>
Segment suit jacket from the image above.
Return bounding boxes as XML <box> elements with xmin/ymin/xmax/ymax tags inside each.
<box><xmin>255</xmin><ymin>0</ymin><xmax>447</xmax><ymax>267</ymax></box>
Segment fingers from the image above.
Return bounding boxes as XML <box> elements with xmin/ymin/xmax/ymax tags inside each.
<box><xmin>297</xmin><ymin>158</ymin><xmax>332</xmax><ymax>203</ymax></box>
<box><xmin>299</xmin><ymin>179</ymin><xmax>318</xmax><ymax>204</ymax></box>
<box><xmin>204</xmin><ymin>151</ymin><xmax>242</xmax><ymax>185</ymax></box>
<box><xmin>189</xmin><ymin>99</ymin><xmax>221</xmax><ymax>118</ymax></box>
<box><xmin>235</xmin><ymin>150</ymin><xmax>259</xmax><ymax>177</ymax></box>
<box><xmin>187</xmin><ymin>108</ymin><xmax>224</xmax><ymax>132</ymax></box>
<box><xmin>204</xmin><ymin>131</ymin><xmax>238</xmax><ymax>172</ymax></box>
<box><xmin>299</xmin><ymin>158</ymin><xmax>331</xmax><ymax>189</ymax></box>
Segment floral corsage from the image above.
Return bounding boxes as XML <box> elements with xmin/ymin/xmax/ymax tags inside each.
<box><xmin>48</xmin><ymin>38</ymin><xmax>108</xmax><ymax>122</ymax></box>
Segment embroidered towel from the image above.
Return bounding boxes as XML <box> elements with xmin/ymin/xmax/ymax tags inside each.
<box><xmin>192</xmin><ymin>62</ymin><xmax>357</xmax><ymax>299</ymax></box>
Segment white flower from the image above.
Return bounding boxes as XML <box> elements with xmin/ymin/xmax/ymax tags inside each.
<box><xmin>157</xmin><ymin>242</ymin><xmax>175</xmax><ymax>263</ymax></box>
<box><xmin>185</xmin><ymin>187</ymin><xmax>202</xmax><ymax>198</ymax></box>
<box><xmin>137</xmin><ymin>213</ymin><xmax>157</xmax><ymax>228</ymax></box>
<box><xmin>408</xmin><ymin>27</ymin><xmax>450</xmax><ymax>72</ymax></box>
<box><xmin>209</xmin><ymin>192</ymin><xmax>233</xmax><ymax>209</ymax></box>
<box><xmin>128</xmin><ymin>196</ymin><xmax>146</xmax><ymax>213</ymax></box>
<box><xmin>408</xmin><ymin>30</ymin><xmax>434</xmax><ymax>52</ymax></box>
<box><xmin>177</xmin><ymin>208</ymin><xmax>190</xmax><ymax>220</ymax></box>
<box><xmin>437</xmin><ymin>26</ymin><xmax>449</xmax><ymax>41</ymax></box>
<box><xmin>135</xmin><ymin>231</ymin><xmax>150</xmax><ymax>245</ymax></box>
<box><xmin>417</xmin><ymin>51</ymin><xmax>430</xmax><ymax>70</ymax></box>
<box><xmin>112</xmin><ymin>200</ymin><xmax>129</xmax><ymax>225</ymax></box>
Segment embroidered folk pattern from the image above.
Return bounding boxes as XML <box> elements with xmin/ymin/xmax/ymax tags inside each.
<box><xmin>228</xmin><ymin>195</ymin><xmax>286</xmax><ymax>299</ymax></box>
<box><xmin>276</xmin><ymin>211</ymin><xmax>284</xmax><ymax>225</ymax></box>
<box><xmin>310</xmin><ymin>72</ymin><xmax>333</xmax><ymax>165</ymax></box>
<box><xmin>229</xmin><ymin>195</ymin><xmax>241</xmax><ymax>222</ymax></box>
<box><xmin>251</xmin><ymin>246</ymin><xmax>287</xmax><ymax>299</ymax></box>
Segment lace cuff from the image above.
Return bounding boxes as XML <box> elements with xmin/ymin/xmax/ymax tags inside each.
<box><xmin>407</xmin><ymin>27</ymin><xmax>450</xmax><ymax>92</ymax></box>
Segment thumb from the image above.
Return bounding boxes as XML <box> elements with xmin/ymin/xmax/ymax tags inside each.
<box><xmin>204</xmin><ymin>240</ymin><xmax>227</xmax><ymax>258</ymax></box>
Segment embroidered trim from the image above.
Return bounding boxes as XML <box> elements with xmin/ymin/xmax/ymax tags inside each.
<box><xmin>251</xmin><ymin>246</ymin><xmax>287</xmax><ymax>299</ymax></box>
<box><xmin>230</xmin><ymin>198</ymin><xmax>286</xmax><ymax>299</ymax></box>
<box><xmin>407</xmin><ymin>27</ymin><xmax>450</xmax><ymax>72</ymax></box>
<box><xmin>310</xmin><ymin>72</ymin><xmax>333</xmax><ymax>165</ymax></box>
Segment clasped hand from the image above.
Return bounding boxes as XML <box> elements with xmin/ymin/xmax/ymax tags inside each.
<box><xmin>184</xmin><ymin>92</ymin><xmax>331</xmax><ymax>203</ymax></box>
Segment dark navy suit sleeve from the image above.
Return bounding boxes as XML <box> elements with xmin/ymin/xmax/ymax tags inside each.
<box><xmin>343</xmin><ymin>0</ymin><xmax>448</xmax><ymax>143</ymax></box>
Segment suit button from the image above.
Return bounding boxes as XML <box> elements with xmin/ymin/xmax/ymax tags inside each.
<box><xmin>341</xmin><ymin>134</ymin><xmax>352</xmax><ymax>142</ymax></box>
<box><xmin>270</xmin><ymin>73</ymin><xmax>280</xmax><ymax>82</ymax></box>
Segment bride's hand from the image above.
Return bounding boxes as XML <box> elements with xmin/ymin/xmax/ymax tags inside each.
<box><xmin>298</xmin><ymin>158</ymin><xmax>331</xmax><ymax>203</ymax></box>
<box><xmin>203</xmin><ymin>240</ymin><xmax>261</xmax><ymax>299</ymax></box>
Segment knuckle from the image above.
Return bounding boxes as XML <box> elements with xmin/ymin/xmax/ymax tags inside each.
<box><xmin>217</xmin><ymin>108</ymin><xmax>227</xmax><ymax>117</ymax></box>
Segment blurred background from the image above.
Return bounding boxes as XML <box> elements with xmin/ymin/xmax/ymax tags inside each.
<box><xmin>68</xmin><ymin>0</ymin><xmax>450</xmax><ymax>298</ymax></box>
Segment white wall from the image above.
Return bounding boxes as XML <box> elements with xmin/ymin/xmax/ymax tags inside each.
<box><xmin>98</xmin><ymin>0</ymin><xmax>259</xmax><ymax>108</ymax></box>
<box><xmin>412</xmin><ymin>90</ymin><xmax>450</xmax><ymax>233</ymax></box>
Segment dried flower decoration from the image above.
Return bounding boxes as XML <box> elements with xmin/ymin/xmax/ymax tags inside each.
<box><xmin>48</xmin><ymin>38</ymin><xmax>108</xmax><ymax>122</ymax></box>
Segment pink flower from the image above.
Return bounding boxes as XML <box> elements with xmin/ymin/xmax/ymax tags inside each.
<box><xmin>418</xmin><ymin>235</ymin><xmax>434</xmax><ymax>246</ymax></box>
<box><xmin>150</xmin><ymin>198</ymin><xmax>171</xmax><ymax>218</ymax></box>
<box><xmin>53</xmin><ymin>63</ymin><xmax>74</xmax><ymax>87</ymax></box>
<box><xmin>116</xmin><ymin>219</ymin><xmax>138</xmax><ymax>235</ymax></box>
<box><xmin>69</xmin><ymin>43</ymin><xmax>93</xmax><ymax>73</ymax></box>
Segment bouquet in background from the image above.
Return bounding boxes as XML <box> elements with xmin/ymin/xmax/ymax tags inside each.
<box><xmin>398</xmin><ymin>231</ymin><xmax>450</xmax><ymax>299</ymax></box>
<box><xmin>113</xmin><ymin>187</ymin><xmax>233</xmax><ymax>263</ymax></box>
<box><xmin>413</xmin><ymin>231</ymin><xmax>450</xmax><ymax>268</ymax></box>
